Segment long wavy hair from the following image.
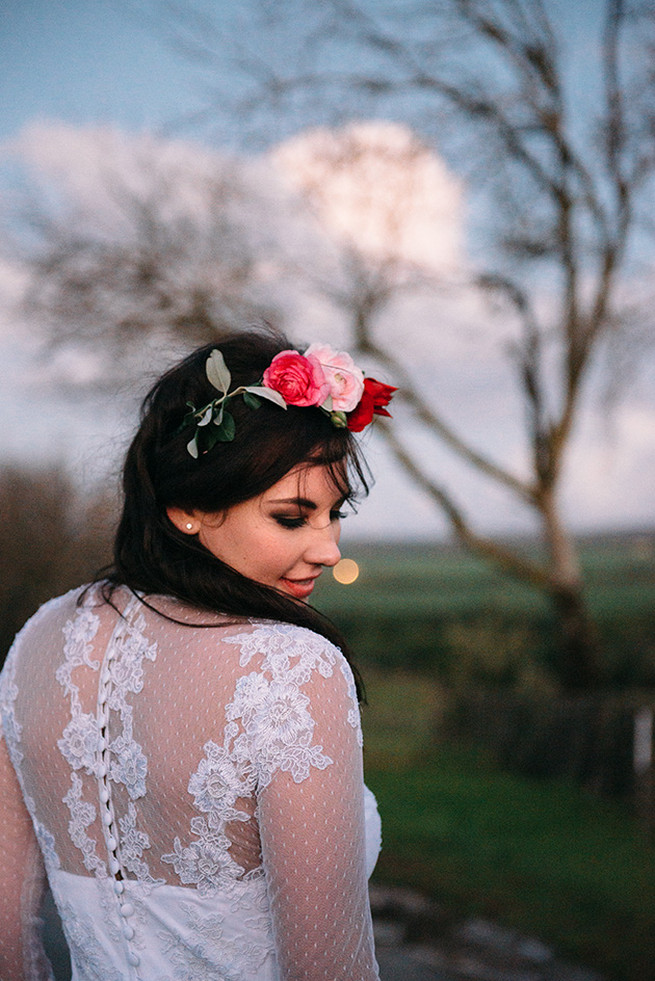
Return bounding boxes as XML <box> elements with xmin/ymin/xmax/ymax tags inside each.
<box><xmin>100</xmin><ymin>327</ymin><xmax>370</xmax><ymax>697</ymax></box>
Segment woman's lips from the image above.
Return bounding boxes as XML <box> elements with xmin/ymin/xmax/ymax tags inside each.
<box><xmin>280</xmin><ymin>576</ymin><xmax>319</xmax><ymax>600</ymax></box>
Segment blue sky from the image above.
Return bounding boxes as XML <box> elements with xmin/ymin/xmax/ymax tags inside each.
<box><xmin>1</xmin><ymin>0</ymin><xmax>604</xmax><ymax>145</ymax></box>
<box><xmin>0</xmin><ymin>1</ymin><xmax>197</xmax><ymax>139</ymax></box>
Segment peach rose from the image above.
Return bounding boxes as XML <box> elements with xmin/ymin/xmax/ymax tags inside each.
<box><xmin>304</xmin><ymin>344</ymin><xmax>365</xmax><ymax>412</ymax></box>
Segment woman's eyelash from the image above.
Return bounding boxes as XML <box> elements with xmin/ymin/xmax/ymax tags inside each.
<box><xmin>273</xmin><ymin>510</ymin><xmax>347</xmax><ymax>529</ymax></box>
<box><xmin>274</xmin><ymin>516</ymin><xmax>306</xmax><ymax>529</ymax></box>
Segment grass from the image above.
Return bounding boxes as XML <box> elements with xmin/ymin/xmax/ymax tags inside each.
<box><xmin>360</xmin><ymin>670</ymin><xmax>655</xmax><ymax>981</ymax></box>
<box><xmin>313</xmin><ymin>537</ymin><xmax>655</xmax><ymax>685</ymax></box>
<box><xmin>317</xmin><ymin>536</ymin><xmax>655</xmax><ymax>619</ymax></box>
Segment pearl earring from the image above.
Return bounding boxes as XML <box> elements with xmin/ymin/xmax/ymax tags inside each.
<box><xmin>185</xmin><ymin>522</ymin><xmax>194</xmax><ymax>531</ymax></box>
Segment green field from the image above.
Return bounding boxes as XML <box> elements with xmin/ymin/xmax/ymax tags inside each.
<box><xmin>312</xmin><ymin>538</ymin><xmax>655</xmax><ymax>980</ymax></box>
<box><xmin>317</xmin><ymin>534</ymin><xmax>655</xmax><ymax>617</ymax></box>
<box><xmin>360</xmin><ymin>670</ymin><xmax>655</xmax><ymax>981</ymax></box>
<box><xmin>313</xmin><ymin>535</ymin><xmax>655</xmax><ymax>686</ymax></box>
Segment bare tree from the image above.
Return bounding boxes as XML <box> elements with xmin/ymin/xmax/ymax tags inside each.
<box><xmin>161</xmin><ymin>0</ymin><xmax>655</xmax><ymax>689</ymax></box>
<box><xmin>4</xmin><ymin>124</ymin><xmax>283</xmax><ymax>366</ymax></box>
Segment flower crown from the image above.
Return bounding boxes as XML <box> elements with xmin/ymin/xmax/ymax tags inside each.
<box><xmin>181</xmin><ymin>343</ymin><xmax>397</xmax><ymax>458</ymax></box>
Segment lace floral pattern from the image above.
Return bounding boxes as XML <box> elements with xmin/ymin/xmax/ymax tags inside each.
<box><xmin>119</xmin><ymin>802</ymin><xmax>155</xmax><ymax>880</ymax></box>
<box><xmin>0</xmin><ymin>633</ymin><xmax>23</xmax><ymax>766</ymax></box>
<box><xmin>230</xmin><ymin>672</ymin><xmax>332</xmax><ymax>786</ymax></box>
<box><xmin>231</xmin><ymin>621</ymin><xmax>363</xmax><ymax>748</ymax></box>
<box><xmin>0</xmin><ymin>589</ymin><xmax>380</xmax><ymax>981</ymax></box>
<box><xmin>159</xmin><ymin>901</ymin><xmax>272</xmax><ymax>981</ymax></box>
<box><xmin>163</xmin><ymin>622</ymin><xmax>348</xmax><ymax>895</ymax></box>
<box><xmin>58</xmin><ymin>712</ymin><xmax>99</xmax><ymax>773</ymax></box>
<box><xmin>57</xmin><ymin>901</ymin><xmax>124</xmax><ymax>981</ymax></box>
<box><xmin>105</xmin><ymin>608</ymin><xmax>157</xmax><ymax>802</ymax></box>
<box><xmin>162</xmin><ymin>816</ymin><xmax>253</xmax><ymax>896</ymax></box>
<box><xmin>63</xmin><ymin>773</ymin><xmax>106</xmax><ymax>875</ymax></box>
<box><xmin>53</xmin><ymin>601</ymin><xmax>108</xmax><ymax>876</ymax></box>
<box><xmin>51</xmin><ymin>593</ymin><xmax>162</xmax><ymax>890</ymax></box>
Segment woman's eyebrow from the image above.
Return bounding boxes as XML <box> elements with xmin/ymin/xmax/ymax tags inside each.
<box><xmin>268</xmin><ymin>497</ymin><xmax>317</xmax><ymax>509</ymax></box>
<box><xmin>268</xmin><ymin>494</ymin><xmax>347</xmax><ymax>510</ymax></box>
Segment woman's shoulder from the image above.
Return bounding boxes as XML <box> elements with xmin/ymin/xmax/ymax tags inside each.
<box><xmin>223</xmin><ymin>618</ymin><xmax>358</xmax><ymax>692</ymax></box>
<box><xmin>226</xmin><ymin>618</ymin><xmax>344</xmax><ymax>660</ymax></box>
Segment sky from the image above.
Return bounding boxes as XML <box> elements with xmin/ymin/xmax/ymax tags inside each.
<box><xmin>0</xmin><ymin>1</ymin><xmax>195</xmax><ymax>140</ymax></box>
<box><xmin>0</xmin><ymin>0</ymin><xmax>654</xmax><ymax>542</ymax></box>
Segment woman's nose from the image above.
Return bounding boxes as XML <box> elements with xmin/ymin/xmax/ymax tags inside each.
<box><xmin>307</xmin><ymin>524</ymin><xmax>341</xmax><ymax>568</ymax></box>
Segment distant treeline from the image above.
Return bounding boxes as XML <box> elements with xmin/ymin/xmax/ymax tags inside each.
<box><xmin>0</xmin><ymin>466</ymin><xmax>116</xmax><ymax>664</ymax></box>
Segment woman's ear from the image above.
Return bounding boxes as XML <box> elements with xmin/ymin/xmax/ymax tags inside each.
<box><xmin>166</xmin><ymin>507</ymin><xmax>200</xmax><ymax>535</ymax></box>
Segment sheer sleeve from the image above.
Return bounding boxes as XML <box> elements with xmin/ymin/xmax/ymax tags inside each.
<box><xmin>0</xmin><ymin>731</ymin><xmax>54</xmax><ymax>981</ymax></box>
<box><xmin>253</xmin><ymin>649</ymin><xmax>380</xmax><ymax>981</ymax></box>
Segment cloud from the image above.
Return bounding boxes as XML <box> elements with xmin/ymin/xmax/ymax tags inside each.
<box><xmin>271</xmin><ymin>120</ymin><xmax>463</xmax><ymax>275</ymax></box>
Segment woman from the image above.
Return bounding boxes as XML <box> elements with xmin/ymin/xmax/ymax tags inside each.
<box><xmin>0</xmin><ymin>328</ymin><xmax>395</xmax><ymax>981</ymax></box>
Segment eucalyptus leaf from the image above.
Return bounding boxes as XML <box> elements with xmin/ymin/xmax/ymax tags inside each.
<box><xmin>206</xmin><ymin>349</ymin><xmax>231</xmax><ymax>394</ymax></box>
<box><xmin>198</xmin><ymin>405</ymin><xmax>213</xmax><ymax>427</ymax></box>
<box><xmin>186</xmin><ymin>434</ymin><xmax>199</xmax><ymax>459</ymax></box>
<box><xmin>213</xmin><ymin>401</ymin><xmax>225</xmax><ymax>425</ymax></box>
<box><xmin>245</xmin><ymin>386</ymin><xmax>287</xmax><ymax>409</ymax></box>
<box><xmin>204</xmin><ymin>425</ymin><xmax>222</xmax><ymax>452</ymax></box>
<box><xmin>218</xmin><ymin>410</ymin><xmax>236</xmax><ymax>441</ymax></box>
<box><xmin>242</xmin><ymin>391</ymin><xmax>261</xmax><ymax>410</ymax></box>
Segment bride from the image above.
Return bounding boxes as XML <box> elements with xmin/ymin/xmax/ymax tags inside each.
<box><xmin>0</xmin><ymin>328</ymin><xmax>395</xmax><ymax>980</ymax></box>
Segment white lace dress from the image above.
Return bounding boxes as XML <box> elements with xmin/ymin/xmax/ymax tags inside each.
<box><xmin>0</xmin><ymin>584</ymin><xmax>381</xmax><ymax>981</ymax></box>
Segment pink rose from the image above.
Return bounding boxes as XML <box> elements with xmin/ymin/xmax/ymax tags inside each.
<box><xmin>305</xmin><ymin>343</ymin><xmax>365</xmax><ymax>412</ymax></box>
<box><xmin>263</xmin><ymin>350</ymin><xmax>330</xmax><ymax>407</ymax></box>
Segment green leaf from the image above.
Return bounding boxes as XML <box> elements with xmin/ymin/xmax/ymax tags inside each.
<box><xmin>204</xmin><ymin>425</ymin><xmax>222</xmax><ymax>452</ymax></box>
<box><xmin>245</xmin><ymin>385</ymin><xmax>287</xmax><ymax>409</ymax></box>
<box><xmin>217</xmin><ymin>410</ymin><xmax>236</xmax><ymax>441</ymax></box>
<box><xmin>242</xmin><ymin>391</ymin><xmax>261</xmax><ymax>410</ymax></box>
<box><xmin>206</xmin><ymin>349</ymin><xmax>231</xmax><ymax>394</ymax></box>
<box><xmin>186</xmin><ymin>434</ymin><xmax>199</xmax><ymax>459</ymax></box>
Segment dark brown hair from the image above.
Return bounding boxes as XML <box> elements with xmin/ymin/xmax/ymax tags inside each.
<box><xmin>101</xmin><ymin>327</ymin><xmax>370</xmax><ymax>696</ymax></box>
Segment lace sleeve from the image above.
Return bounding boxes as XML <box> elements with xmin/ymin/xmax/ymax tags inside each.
<box><xmin>249</xmin><ymin>635</ymin><xmax>380</xmax><ymax>981</ymax></box>
<box><xmin>0</xmin><ymin>730</ymin><xmax>54</xmax><ymax>981</ymax></box>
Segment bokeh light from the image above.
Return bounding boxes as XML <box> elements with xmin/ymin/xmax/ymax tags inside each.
<box><xmin>332</xmin><ymin>558</ymin><xmax>360</xmax><ymax>585</ymax></box>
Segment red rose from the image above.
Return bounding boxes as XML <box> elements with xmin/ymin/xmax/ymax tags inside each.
<box><xmin>346</xmin><ymin>377</ymin><xmax>397</xmax><ymax>432</ymax></box>
<box><xmin>263</xmin><ymin>350</ymin><xmax>330</xmax><ymax>407</ymax></box>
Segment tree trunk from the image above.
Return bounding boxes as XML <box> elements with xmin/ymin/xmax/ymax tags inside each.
<box><xmin>549</xmin><ymin>583</ymin><xmax>602</xmax><ymax>691</ymax></box>
<box><xmin>539</xmin><ymin>487</ymin><xmax>603</xmax><ymax>690</ymax></box>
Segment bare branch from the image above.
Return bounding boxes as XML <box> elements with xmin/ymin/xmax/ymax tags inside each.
<box><xmin>355</xmin><ymin>332</ymin><xmax>536</xmax><ymax>503</ymax></box>
<box><xmin>379</xmin><ymin>422</ymin><xmax>553</xmax><ymax>591</ymax></box>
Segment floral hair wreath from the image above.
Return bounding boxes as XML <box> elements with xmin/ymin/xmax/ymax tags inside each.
<box><xmin>181</xmin><ymin>344</ymin><xmax>397</xmax><ymax>458</ymax></box>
